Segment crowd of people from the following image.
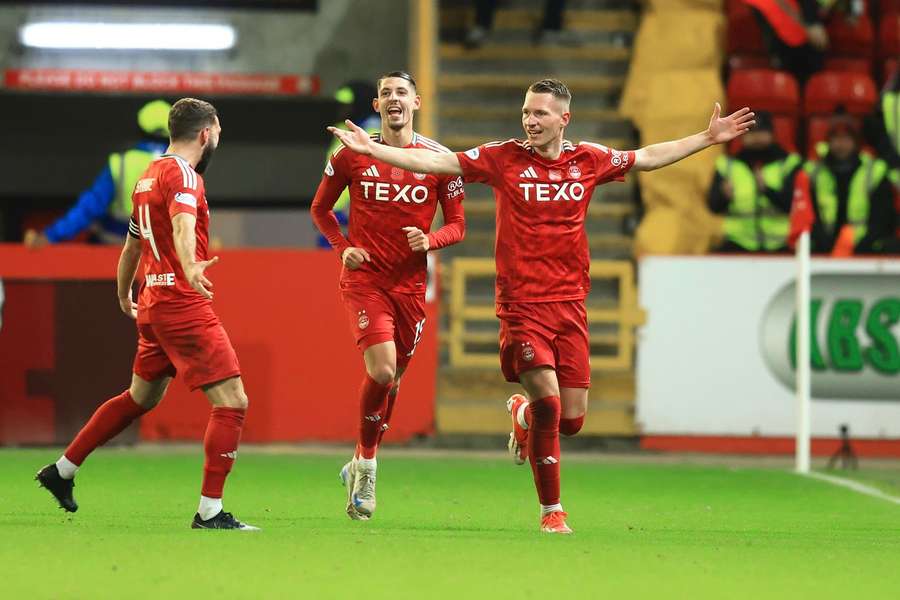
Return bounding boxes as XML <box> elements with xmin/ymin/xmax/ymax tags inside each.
<box><xmin>711</xmin><ymin>0</ymin><xmax>899</xmax><ymax>255</ymax></box>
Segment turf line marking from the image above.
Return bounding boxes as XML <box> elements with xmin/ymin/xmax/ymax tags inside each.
<box><xmin>804</xmin><ymin>471</ymin><xmax>900</xmax><ymax>506</ymax></box>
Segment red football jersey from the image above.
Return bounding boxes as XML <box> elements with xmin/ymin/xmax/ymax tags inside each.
<box><xmin>312</xmin><ymin>132</ymin><xmax>465</xmax><ymax>294</ymax></box>
<box><xmin>128</xmin><ymin>154</ymin><xmax>211</xmax><ymax>323</ymax></box>
<box><xmin>456</xmin><ymin>139</ymin><xmax>634</xmax><ymax>303</ymax></box>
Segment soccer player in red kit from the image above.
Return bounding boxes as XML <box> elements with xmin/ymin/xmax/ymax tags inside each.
<box><xmin>312</xmin><ymin>71</ymin><xmax>465</xmax><ymax>520</ymax></box>
<box><xmin>36</xmin><ymin>98</ymin><xmax>258</xmax><ymax>530</ymax></box>
<box><xmin>330</xmin><ymin>78</ymin><xmax>754</xmax><ymax>533</ymax></box>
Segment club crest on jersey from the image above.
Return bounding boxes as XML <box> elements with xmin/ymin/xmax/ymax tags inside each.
<box><xmin>548</xmin><ymin>169</ymin><xmax>563</xmax><ymax>181</ymax></box>
<box><xmin>391</xmin><ymin>167</ymin><xmax>404</xmax><ymax>181</ymax></box>
<box><xmin>521</xmin><ymin>342</ymin><xmax>535</xmax><ymax>362</ymax></box>
<box><xmin>465</xmin><ymin>147</ymin><xmax>480</xmax><ymax>160</ymax></box>
<box><xmin>357</xmin><ymin>310</ymin><xmax>370</xmax><ymax>330</ymax></box>
<box><xmin>568</xmin><ymin>164</ymin><xmax>581</xmax><ymax>178</ymax></box>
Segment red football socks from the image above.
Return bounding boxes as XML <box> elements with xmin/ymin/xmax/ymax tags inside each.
<box><xmin>560</xmin><ymin>415</ymin><xmax>584</xmax><ymax>436</ymax></box>
<box><xmin>201</xmin><ymin>407</ymin><xmax>246</xmax><ymax>499</ymax></box>
<box><xmin>358</xmin><ymin>374</ymin><xmax>392</xmax><ymax>460</ymax></box>
<box><xmin>376</xmin><ymin>383</ymin><xmax>398</xmax><ymax>446</ymax></box>
<box><xmin>527</xmin><ymin>395</ymin><xmax>561</xmax><ymax>506</ymax></box>
<box><xmin>64</xmin><ymin>391</ymin><xmax>149</xmax><ymax>465</ymax></box>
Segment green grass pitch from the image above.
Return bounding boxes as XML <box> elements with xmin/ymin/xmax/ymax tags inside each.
<box><xmin>3</xmin><ymin>448</ymin><xmax>899</xmax><ymax>599</ymax></box>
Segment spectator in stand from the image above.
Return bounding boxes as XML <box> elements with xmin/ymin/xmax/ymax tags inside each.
<box><xmin>741</xmin><ymin>0</ymin><xmax>829</xmax><ymax>83</ymax></box>
<box><xmin>24</xmin><ymin>100</ymin><xmax>171</xmax><ymax>248</ymax></box>
<box><xmin>800</xmin><ymin>114</ymin><xmax>897</xmax><ymax>254</ymax></box>
<box><xmin>708</xmin><ymin>112</ymin><xmax>802</xmax><ymax>252</ymax></box>
<box><xmin>464</xmin><ymin>0</ymin><xmax>578</xmax><ymax>48</ymax></box>
<box><xmin>864</xmin><ymin>64</ymin><xmax>899</xmax><ymax>171</ymax></box>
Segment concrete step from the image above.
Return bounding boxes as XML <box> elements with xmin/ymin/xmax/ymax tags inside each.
<box><xmin>440</xmin><ymin>8</ymin><xmax>639</xmax><ymax>32</ymax></box>
<box><xmin>439</xmin><ymin>73</ymin><xmax>625</xmax><ymax>94</ymax></box>
<box><xmin>441</xmin><ymin>42</ymin><xmax>631</xmax><ymax>62</ymax></box>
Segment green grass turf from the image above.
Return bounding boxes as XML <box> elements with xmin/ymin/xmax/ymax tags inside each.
<box><xmin>2</xmin><ymin>449</ymin><xmax>899</xmax><ymax>599</ymax></box>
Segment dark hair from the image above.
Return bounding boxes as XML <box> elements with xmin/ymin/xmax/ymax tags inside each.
<box><xmin>528</xmin><ymin>78</ymin><xmax>572</xmax><ymax>104</ymax></box>
<box><xmin>168</xmin><ymin>98</ymin><xmax>218</xmax><ymax>142</ymax></box>
<box><xmin>377</xmin><ymin>71</ymin><xmax>417</xmax><ymax>93</ymax></box>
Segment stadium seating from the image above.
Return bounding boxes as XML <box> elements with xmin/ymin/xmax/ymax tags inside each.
<box><xmin>803</xmin><ymin>70</ymin><xmax>878</xmax><ymax>115</ymax></box>
<box><xmin>878</xmin><ymin>12</ymin><xmax>900</xmax><ymax>57</ymax></box>
<box><xmin>824</xmin><ymin>57</ymin><xmax>875</xmax><ymax>74</ymax></box>
<box><xmin>728</xmin><ymin>68</ymin><xmax>801</xmax><ymax>115</ymax></box>
<box><xmin>729</xmin><ymin>114</ymin><xmax>798</xmax><ymax>152</ymax></box>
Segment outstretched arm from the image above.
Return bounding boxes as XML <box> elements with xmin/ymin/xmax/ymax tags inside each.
<box><xmin>329</xmin><ymin>120</ymin><xmax>463</xmax><ymax>175</ymax></box>
<box><xmin>633</xmin><ymin>104</ymin><xmax>755</xmax><ymax>172</ymax></box>
<box><xmin>172</xmin><ymin>212</ymin><xmax>219</xmax><ymax>300</ymax></box>
<box><xmin>116</xmin><ymin>234</ymin><xmax>142</xmax><ymax>319</ymax></box>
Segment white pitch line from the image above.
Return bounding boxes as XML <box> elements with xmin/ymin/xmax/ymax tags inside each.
<box><xmin>804</xmin><ymin>471</ymin><xmax>900</xmax><ymax>506</ymax></box>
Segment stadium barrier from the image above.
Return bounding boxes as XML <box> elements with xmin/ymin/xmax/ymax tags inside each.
<box><xmin>0</xmin><ymin>244</ymin><xmax>438</xmax><ymax>445</ymax></box>
<box><xmin>637</xmin><ymin>255</ymin><xmax>900</xmax><ymax>456</ymax></box>
<box><xmin>447</xmin><ymin>257</ymin><xmax>645</xmax><ymax>370</ymax></box>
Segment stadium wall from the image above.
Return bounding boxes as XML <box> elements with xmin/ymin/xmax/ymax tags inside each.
<box><xmin>0</xmin><ymin>244</ymin><xmax>438</xmax><ymax>445</ymax></box>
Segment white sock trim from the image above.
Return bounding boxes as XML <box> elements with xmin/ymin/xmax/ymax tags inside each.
<box><xmin>516</xmin><ymin>402</ymin><xmax>529</xmax><ymax>430</ymax></box>
<box><xmin>541</xmin><ymin>503</ymin><xmax>563</xmax><ymax>517</ymax></box>
<box><xmin>56</xmin><ymin>456</ymin><xmax>79</xmax><ymax>480</ymax></box>
<box><xmin>198</xmin><ymin>496</ymin><xmax>223</xmax><ymax>521</ymax></box>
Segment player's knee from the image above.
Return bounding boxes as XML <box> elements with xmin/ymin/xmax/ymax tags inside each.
<box><xmin>368</xmin><ymin>364</ymin><xmax>396</xmax><ymax>385</ymax></box>
<box><xmin>559</xmin><ymin>415</ymin><xmax>584</xmax><ymax>436</ymax></box>
<box><xmin>227</xmin><ymin>390</ymin><xmax>249</xmax><ymax>410</ymax></box>
<box><xmin>531</xmin><ymin>395</ymin><xmax>561</xmax><ymax>429</ymax></box>
<box><xmin>129</xmin><ymin>387</ymin><xmax>162</xmax><ymax>410</ymax></box>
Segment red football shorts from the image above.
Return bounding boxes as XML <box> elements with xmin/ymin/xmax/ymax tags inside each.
<box><xmin>133</xmin><ymin>308</ymin><xmax>241</xmax><ymax>391</ymax></box>
<box><xmin>340</xmin><ymin>285</ymin><xmax>427</xmax><ymax>371</ymax></box>
<box><xmin>497</xmin><ymin>300</ymin><xmax>590</xmax><ymax>388</ymax></box>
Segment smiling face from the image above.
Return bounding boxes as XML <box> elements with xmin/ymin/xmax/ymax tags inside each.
<box><xmin>374</xmin><ymin>76</ymin><xmax>420</xmax><ymax>132</ymax></box>
<box><xmin>521</xmin><ymin>90</ymin><xmax>570</xmax><ymax>148</ymax></box>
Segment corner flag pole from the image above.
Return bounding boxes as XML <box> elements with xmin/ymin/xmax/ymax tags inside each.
<box><xmin>796</xmin><ymin>230</ymin><xmax>811</xmax><ymax>474</ymax></box>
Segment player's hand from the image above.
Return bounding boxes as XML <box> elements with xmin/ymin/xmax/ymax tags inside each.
<box><xmin>707</xmin><ymin>103</ymin><xmax>755</xmax><ymax>145</ymax></box>
<box><xmin>118</xmin><ymin>293</ymin><xmax>138</xmax><ymax>319</ymax></box>
<box><xmin>806</xmin><ymin>24</ymin><xmax>828</xmax><ymax>50</ymax></box>
<box><xmin>185</xmin><ymin>256</ymin><xmax>219</xmax><ymax>300</ymax></box>
<box><xmin>327</xmin><ymin>120</ymin><xmax>374</xmax><ymax>156</ymax></box>
<box><xmin>24</xmin><ymin>229</ymin><xmax>48</xmax><ymax>249</ymax></box>
<box><xmin>402</xmin><ymin>226</ymin><xmax>430</xmax><ymax>252</ymax></box>
<box><xmin>341</xmin><ymin>246</ymin><xmax>371</xmax><ymax>270</ymax></box>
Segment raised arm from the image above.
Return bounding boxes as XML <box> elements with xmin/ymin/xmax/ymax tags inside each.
<box><xmin>329</xmin><ymin>120</ymin><xmax>463</xmax><ymax>175</ymax></box>
<box><xmin>633</xmin><ymin>104</ymin><xmax>755</xmax><ymax>172</ymax></box>
<box><xmin>172</xmin><ymin>212</ymin><xmax>218</xmax><ymax>300</ymax></box>
<box><xmin>116</xmin><ymin>234</ymin><xmax>142</xmax><ymax>318</ymax></box>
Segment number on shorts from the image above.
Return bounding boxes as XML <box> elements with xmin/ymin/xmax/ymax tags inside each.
<box><xmin>407</xmin><ymin>318</ymin><xmax>426</xmax><ymax>357</ymax></box>
<box><xmin>137</xmin><ymin>203</ymin><xmax>161</xmax><ymax>262</ymax></box>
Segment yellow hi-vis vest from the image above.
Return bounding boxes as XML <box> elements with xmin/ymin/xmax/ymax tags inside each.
<box><xmin>804</xmin><ymin>151</ymin><xmax>888</xmax><ymax>245</ymax></box>
<box><xmin>107</xmin><ymin>149</ymin><xmax>159</xmax><ymax>221</ymax></box>
<box><xmin>718</xmin><ymin>153</ymin><xmax>802</xmax><ymax>251</ymax></box>
<box><xmin>884</xmin><ymin>90</ymin><xmax>898</xmax><ymax>158</ymax></box>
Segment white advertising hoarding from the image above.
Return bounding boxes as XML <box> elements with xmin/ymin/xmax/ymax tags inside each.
<box><xmin>637</xmin><ymin>256</ymin><xmax>900</xmax><ymax>439</ymax></box>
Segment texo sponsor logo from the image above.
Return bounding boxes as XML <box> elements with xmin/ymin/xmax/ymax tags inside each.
<box><xmin>519</xmin><ymin>182</ymin><xmax>585</xmax><ymax>202</ymax></box>
<box><xmin>360</xmin><ymin>181</ymin><xmax>429</xmax><ymax>204</ymax></box>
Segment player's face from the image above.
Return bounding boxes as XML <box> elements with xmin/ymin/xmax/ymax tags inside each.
<box><xmin>521</xmin><ymin>91</ymin><xmax>570</xmax><ymax>148</ymax></box>
<box><xmin>196</xmin><ymin>116</ymin><xmax>221</xmax><ymax>175</ymax></box>
<box><xmin>374</xmin><ymin>77</ymin><xmax>420</xmax><ymax>131</ymax></box>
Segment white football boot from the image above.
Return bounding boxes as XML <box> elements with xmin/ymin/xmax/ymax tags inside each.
<box><xmin>339</xmin><ymin>459</ymin><xmax>369</xmax><ymax>521</ymax></box>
